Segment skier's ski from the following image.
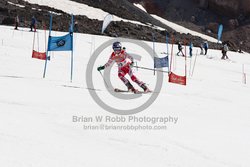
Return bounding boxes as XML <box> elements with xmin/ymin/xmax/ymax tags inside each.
<box><xmin>114</xmin><ymin>88</ymin><xmax>152</xmax><ymax>94</ymax></box>
<box><xmin>114</xmin><ymin>88</ymin><xmax>129</xmax><ymax>93</ymax></box>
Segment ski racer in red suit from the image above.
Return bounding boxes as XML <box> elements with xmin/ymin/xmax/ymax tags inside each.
<box><xmin>97</xmin><ymin>42</ymin><xmax>150</xmax><ymax>93</ymax></box>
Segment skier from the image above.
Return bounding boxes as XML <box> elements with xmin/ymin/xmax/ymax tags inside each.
<box><xmin>14</xmin><ymin>15</ymin><xmax>19</xmax><ymax>30</ymax></box>
<box><xmin>30</xmin><ymin>16</ymin><xmax>37</xmax><ymax>32</ymax></box>
<box><xmin>221</xmin><ymin>43</ymin><xmax>229</xmax><ymax>60</ymax></box>
<box><xmin>238</xmin><ymin>41</ymin><xmax>243</xmax><ymax>53</ymax></box>
<box><xmin>189</xmin><ymin>42</ymin><xmax>193</xmax><ymax>57</ymax></box>
<box><xmin>97</xmin><ymin>41</ymin><xmax>150</xmax><ymax>93</ymax></box>
<box><xmin>203</xmin><ymin>41</ymin><xmax>208</xmax><ymax>55</ymax></box>
<box><xmin>74</xmin><ymin>21</ymin><xmax>79</xmax><ymax>32</ymax></box>
<box><xmin>177</xmin><ymin>42</ymin><xmax>184</xmax><ymax>56</ymax></box>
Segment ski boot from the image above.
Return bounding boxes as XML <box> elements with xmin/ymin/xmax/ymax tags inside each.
<box><xmin>125</xmin><ymin>82</ymin><xmax>138</xmax><ymax>94</ymax></box>
<box><xmin>141</xmin><ymin>83</ymin><xmax>151</xmax><ymax>93</ymax></box>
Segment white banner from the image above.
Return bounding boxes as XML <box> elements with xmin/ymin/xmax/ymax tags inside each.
<box><xmin>101</xmin><ymin>14</ymin><xmax>113</xmax><ymax>34</ymax></box>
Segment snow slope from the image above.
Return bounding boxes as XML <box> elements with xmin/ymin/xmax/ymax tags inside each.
<box><xmin>1</xmin><ymin>24</ymin><xmax>250</xmax><ymax>167</ymax></box>
<box><xmin>22</xmin><ymin>0</ymin><xmax>158</xmax><ymax>29</ymax></box>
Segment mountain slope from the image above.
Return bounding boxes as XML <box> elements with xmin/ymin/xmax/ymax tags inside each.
<box><xmin>129</xmin><ymin>0</ymin><xmax>250</xmax><ymax>52</ymax></box>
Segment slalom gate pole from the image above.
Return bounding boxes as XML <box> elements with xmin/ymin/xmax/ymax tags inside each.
<box><xmin>32</xmin><ymin>29</ymin><xmax>35</xmax><ymax>52</ymax></box>
<box><xmin>70</xmin><ymin>46</ymin><xmax>73</xmax><ymax>82</ymax></box>
<box><xmin>70</xmin><ymin>14</ymin><xmax>74</xmax><ymax>82</ymax></box>
<box><xmin>189</xmin><ymin>49</ymin><xmax>192</xmax><ymax>77</ymax></box>
<box><xmin>99</xmin><ymin>71</ymin><xmax>109</xmax><ymax>88</ymax></box>
<box><xmin>89</xmin><ymin>37</ymin><xmax>93</xmax><ymax>57</ymax></box>
<box><xmin>243</xmin><ymin>64</ymin><xmax>246</xmax><ymax>84</ymax></box>
<box><xmin>37</xmin><ymin>30</ymin><xmax>39</xmax><ymax>51</ymax></box>
<box><xmin>169</xmin><ymin>35</ymin><xmax>174</xmax><ymax>73</ymax></box>
<box><xmin>44</xmin><ymin>22</ymin><xmax>47</xmax><ymax>51</ymax></box>
<box><xmin>43</xmin><ymin>13</ymin><xmax>53</xmax><ymax>78</ymax></box>
<box><xmin>152</xmin><ymin>33</ymin><xmax>156</xmax><ymax>75</ymax></box>
<box><xmin>184</xmin><ymin>39</ymin><xmax>187</xmax><ymax>78</ymax></box>
<box><xmin>191</xmin><ymin>50</ymin><xmax>198</xmax><ymax>77</ymax></box>
<box><xmin>133</xmin><ymin>65</ymin><xmax>168</xmax><ymax>73</ymax></box>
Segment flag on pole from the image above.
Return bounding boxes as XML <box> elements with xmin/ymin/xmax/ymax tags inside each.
<box><xmin>43</xmin><ymin>13</ymin><xmax>74</xmax><ymax>81</ymax></box>
<box><xmin>101</xmin><ymin>14</ymin><xmax>113</xmax><ymax>34</ymax></box>
<box><xmin>154</xmin><ymin>56</ymin><xmax>169</xmax><ymax>68</ymax></box>
<box><xmin>218</xmin><ymin>24</ymin><xmax>223</xmax><ymax>42</ymax></box>
<box><xmin>48</xmin><ymin>33</ymin><xmax>73</xmax><ymax>51</ymax></box>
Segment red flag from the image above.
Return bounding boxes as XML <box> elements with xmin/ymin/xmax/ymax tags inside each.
<box><xmin>32</xmin><ymin>50</ymin><xmax>46</xmax><ymax>60</ymax></box>
<box><xmin>169</xmin><ymin>72</ymin><xmax>186</xmax><ymax>85</ymax></box>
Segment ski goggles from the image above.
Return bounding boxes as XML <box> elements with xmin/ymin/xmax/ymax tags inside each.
<box><xmin>113</xmin><ymin>47</ymin><xmax>121</xmax><ymax>51</ymax></box>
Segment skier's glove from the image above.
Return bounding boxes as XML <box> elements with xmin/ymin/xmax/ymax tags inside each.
<box><xmin>97</xmin><ymin>65</ymin><xmax>105</xmax><ymax>71</ymax></box>
<box><xmin>130</xmin><ymin>61</ymin><xmax>134</xmax><ymax>67</ymax></box>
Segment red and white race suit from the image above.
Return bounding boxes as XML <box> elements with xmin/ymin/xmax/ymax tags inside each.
<box><xmin>104</xmin><ymin>50</ymin><xmax>143</xmax><ymax>87</ymax></box>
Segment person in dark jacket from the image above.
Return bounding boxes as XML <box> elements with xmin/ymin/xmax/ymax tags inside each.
<box><xmin>177</xmin><ymin>42</ymin><xmax>184</xmax><ymax>56</ymax></box>
<box><xmin>30</xmin><ymin>16</ymin><xmax>37</xmax><ymax>32</ymax></box>
<box><xmin>74</xmin><ymin>21</ymin><xmax>79</xmax><ymax>32</ymax></box>
<box><xmin>203</xmin><ymin>41</ymin><xmax>208</xmax><ymax>55</ymax></box>
<box><xmin>189</xmin><ymin>42</ymin><xmax>193</xmax><ymax>57</ymax></box>
<box><xmin>14</xmin><ymin>15</ymin><xmax>19</xmax><ymax>30</ymax></box>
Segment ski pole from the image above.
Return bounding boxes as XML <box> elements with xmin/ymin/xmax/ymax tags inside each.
<box><xmin>99</xmin><ymin>71</ymin><xmax>109</xmax><ymax>88</ymax></box>
<box><xmin>133</xmin><ymin>65</ymin><xmax>169</xmax><ymax>73</ymax></box>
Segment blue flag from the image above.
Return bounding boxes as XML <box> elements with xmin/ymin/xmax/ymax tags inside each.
<box><xmin>218</xmin><ymin>24</ymin><xmax>223</xmax><ymax>42</ymax></box>
<box><xmin>154</xmin><ymin>56</ymin><xmax>169</xmax><ymax>68</ymax></box>
<box><xmin>48</xmin><ymin>33</ymin><xmax>73</xmax><ymax>51</ymax></box>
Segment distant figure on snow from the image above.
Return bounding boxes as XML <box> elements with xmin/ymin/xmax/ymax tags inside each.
<box><xmin>14</xmin><ymin>15</ymin><xmax>19</xmax><ymax>30</ymax></box>
<box><xmin>177</xmin><ymin>42</ymin><xmax>184</xmax><ymax>56</ymax></box>
<box><xmin>221</xmin><ymin>43</ymin><xmax>229</xmax><ymax>60</ymax></box>
<box><xmin>203</xmin><ymin>41</ymin><xmax>208</xmax><ymax>55</ymax></box>
<box><xmin>189</xmin><ymin>42</ymin><xmax>193</xmax><ymax>57</ymax></box>
<box><xmin>30</xmin><ymin>16</ymin><xmax>37</xmax><ymax>32</ymax></box>
<box><xmin>74</xmin><ymin>21</ymin><xmax>78</xmax><ymax>32</ymax></box>
<box><xmin>238</xmin><ymin>41</ymin><xmax>243</xmax><ymax>53</ymax></box>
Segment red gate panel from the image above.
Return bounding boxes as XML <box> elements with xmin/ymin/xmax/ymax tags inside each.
<box><xmin>168</xmin><ymin>72</ymin><xmax>186</xmax><ymax>85</ymax></box>
<box><xmin>32</xmin><ymin>50</ymin><xmax>46</xmax><ymax>60</ymax></box>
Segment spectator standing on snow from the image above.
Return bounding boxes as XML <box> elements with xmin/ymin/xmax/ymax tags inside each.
<box><xmin>238</xmin><ymin>41</ymin><xmax>243</xmax><ymax>53</ymax></box>
<box><xmin>74</xmin><ymin>21</ymin><xmax>78</xmax><ymax>32</ymax></box>
<box><xmin>203</xmin><ymin>41</ymin><xmax>208</xmax><ymax>55</ymax></box>
<box><xmin>177</xmin><ymin>42</ymin><xmax>184</xmax><ymax>56</ymax></box>
<box><xmin>189</xmin><ymin>42</ymin><xmax>193</xmax><ymax>57</ymax></box>
<box><xmin>14</xmin><ymin>15</ymin><xmax>19</xmax><ymax>30</ymax></box>
<box><xmin>221</xmin><ymin>43</ymin><xmax>229</xmax><ymax>60</ymax></box>
<box><xmin>30</xmin><ymin>16</ymin><xmax>37</xmax><ymax>32</ymax></box>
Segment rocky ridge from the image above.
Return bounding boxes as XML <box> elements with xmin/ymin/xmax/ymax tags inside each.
<box><xmin>0</xmin><ymin>0</ymin><xmax>249</xmax><ymax>52</ymax></box>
